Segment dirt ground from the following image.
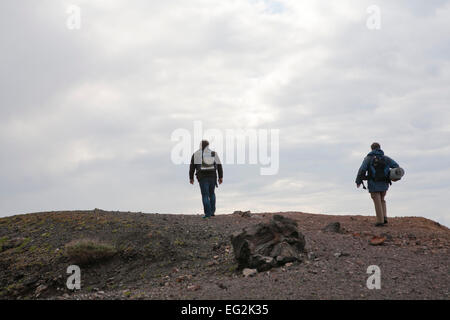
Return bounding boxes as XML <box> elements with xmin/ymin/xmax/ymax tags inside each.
<box><xmin>0</xmin><ymin>210</ymin><xmax>448</xmax><ymax>300</ymax></box>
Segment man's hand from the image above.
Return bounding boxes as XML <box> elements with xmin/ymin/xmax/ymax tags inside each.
<box><xmin>190</xmin><ymin>179</ymin><xmax>194</xmax><ymax>185</ymax></box>
<box><xmin>218</xmin><ymin>178</ymin><xmax>223</xmax><ymax>185</ymax></box>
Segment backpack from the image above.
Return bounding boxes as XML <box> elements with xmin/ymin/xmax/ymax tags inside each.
<box><xmin>368</xmin><ymin>155</ymin><xmax>389</xmax><ymax>182</ymax></box>
<box><xmin>200</xmin><ymin>150</ymin><xmax>216</xmax><ymax>171</ymax></box>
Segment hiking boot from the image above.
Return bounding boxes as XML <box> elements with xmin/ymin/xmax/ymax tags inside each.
<box><xmin>202</xmin><ymin>215</ymin><xmax>210</xmax><ymax>219</ymax></box>
<box><xmin>375</xmin><ymin>222</ymin><xmax>385</xmax><ymax>227</ymax></box>
<box><xmin>384</xmin><ymin>217</ymin><xmax>388</xmax><ymax>224</ymax></box>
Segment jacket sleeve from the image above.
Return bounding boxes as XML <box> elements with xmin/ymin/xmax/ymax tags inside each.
<box><xmin>215</xmin><ymin>153</ymin><xmax>223</xmax><ymax>179</ymax></box>
<box><xmin>355</xmin><ymin>156</ymin><xmax>370</xmax><ymax>184</ymax></box>
<box><xmin>385</xmin><ymin>156</ymin><xmax>399</xmax><ymax>169</ymax></box>
<box><xmin>189</xmin><ymin>154</ymin><xmax>195</xmax><ymax>180</ymax></box>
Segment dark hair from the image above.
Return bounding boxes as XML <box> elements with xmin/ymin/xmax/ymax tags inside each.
<box><xmin>201</xmin><ymin>140</ymin><xmax>209</xmax><ymax>150</ymax></box>
<box><xmin>371</xmin><ymin>142</ymin><xmax>381</xmax><ymax>150</ymax></box>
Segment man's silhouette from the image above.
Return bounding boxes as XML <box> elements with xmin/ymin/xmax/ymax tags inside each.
<box><xmin>189</xmin><ymin>140</ymin><xmax>223</xmax><ymax>219</ymax></box>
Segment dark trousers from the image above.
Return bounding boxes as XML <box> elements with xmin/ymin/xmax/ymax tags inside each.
<box><xmin>199</xmin><ymin>178</ymin><xmax>216</xmax><ymax>217</ymax></box>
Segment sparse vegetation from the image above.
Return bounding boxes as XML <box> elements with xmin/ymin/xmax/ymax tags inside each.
<box><xmin>65</xmin><ymin>239</ymin><xmax>117</xmax><ymax>265</ymax></box>
<box><xmin>174</xmin><ymin>239</ymin><xmax>185</xmax><ymax>246</ymax></box>
<box><xmin>123</xmin><ymin>290</ymin><xmax>132</xmax><ymax>297</ymax></box>
<box><xmin>15</xmin><ymin>237</ymin><xmax>31</xmax><ymax>253</ymax></box>
<box><xmin>0</xmin><ymin>236</ymin><xmax>8</xmax><ymax>252</ymax></box>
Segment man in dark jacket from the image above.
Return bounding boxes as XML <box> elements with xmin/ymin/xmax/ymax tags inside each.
<box><xmin>356</xmin><ymin>142</ymin><xmax>399</xmax><ymax>226</ymax></box>
<box><xmin>189</xmin><ymin>140</ymin><xmax>223</xmax><ymax>219</ymax></box>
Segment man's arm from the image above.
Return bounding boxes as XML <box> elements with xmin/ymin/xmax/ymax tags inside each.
<box><xmin>385</xmin><ymin>156</ymin><xmax>399</xmax><ymax>169</ymax></box>
<box><xmin>355</xmin><ymin>156</ymin><xmax>370</xmax><ymax>186</ymax></box>
<box><xmin>215</xmin><ymin>153</ymin><xmax>223</xmax><ymax>184</ymax></box>
<box><xmin>189</xmin><ymin>154</ymin><xmax>195</xmax><ymax>184</ymax></box>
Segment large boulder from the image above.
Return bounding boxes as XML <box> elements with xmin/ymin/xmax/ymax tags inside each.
<box><xmin>230</xmin><ymin>215</ymin><xmax>306</xmax><ymax>272</ymax></box>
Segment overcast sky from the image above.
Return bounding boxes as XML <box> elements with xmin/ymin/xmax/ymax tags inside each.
<box><xmin>1</xmin><ymin>0</ymin><xmax>449</xmax><ymax>226</ymax></box>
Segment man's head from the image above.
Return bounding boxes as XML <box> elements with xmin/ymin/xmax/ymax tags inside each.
<box><xmin>201</xmin><ymin>140</ymin><xmax>209</xmax><ymax>150</ymax></box>
<box><xmin>371</xmin><ymin>142</ymin><xmax>381</xmax><ymax>150</ymax></box>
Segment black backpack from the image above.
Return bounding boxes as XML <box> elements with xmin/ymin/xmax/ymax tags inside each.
<box><xmin>369</xmin><ymin>155</ymin><xmax>389</xmax><ymax>182</ymax></box>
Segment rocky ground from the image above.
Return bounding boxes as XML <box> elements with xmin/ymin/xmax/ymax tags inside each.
<box><xmin>0</xmin><ymin>209</ymin><xmax>448</xmax><ymax>300</ymax></box>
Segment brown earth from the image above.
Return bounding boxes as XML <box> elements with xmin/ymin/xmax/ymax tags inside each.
<box><xmin>0</xmin><ymin>209</ymin><xmax>448</xmax><ymax>300</ymax></box>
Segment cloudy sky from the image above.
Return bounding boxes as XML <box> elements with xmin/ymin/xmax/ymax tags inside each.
<box><xmin>1</xmin><ymin>0</ymin><xmax>449</xmax><ymax>226</ymax></box>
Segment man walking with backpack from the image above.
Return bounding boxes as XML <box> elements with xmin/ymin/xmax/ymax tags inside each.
<box><xmin>189</xmin><ymin>140</ymin><xmax>223</xmax><ymax>219</ymax></box>
<box><xmin>356</xmin><ymin>142</ymin><xmax>400</xmax><ymax>227</ymax></box>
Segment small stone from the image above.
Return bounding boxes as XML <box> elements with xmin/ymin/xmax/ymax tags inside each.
<box><xmin>322</xmin><ymin>222</ymin><xmax>342</xmax><ymax>233</ymax></box>
<box><xmin>369</xmin><ymin>236</ymin><xmax>386</xmax><ymax>246</ymax></box>
<box><xmin>242</xmin><ymin>268</ymin><xmax>258</xmax><ymax>277</ymax></box>
<box><xmin>380</xmin><ymin>233</ymin><xmax>393</xmax><ymax>241</ymax></box>
<box><xmin>217</xmin><ymin>283</ymin><xmax>227</xmax><ymax>290</ymax></box>
<box><xmin>285</xmin><ymin>262</ymin><xmax>293</xmax><ymax>267</ymax></box>
<box><xmin>35</xmin><ymin>285</ymin><xmax>48</xmax><ymax>297</ymax></box>
<box><xmin>187</xmin><ymin>284</ymin><xmax>201</xmax><ymax>291</ymax></box>
<box><xmin>307</xmin><ymin>252</ymin><xmax>316</xmax><ymax>260</ymax></box>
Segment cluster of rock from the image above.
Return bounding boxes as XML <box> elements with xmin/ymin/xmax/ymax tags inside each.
<box><xmin>230</xmin><ymin>215</ymin><xmax>306</xmax><ymax>272</ymax></box>
<box><xmin>232</xmin><ymin>210</ymin><xmax>252</xmax><ymax>218</ymax></box>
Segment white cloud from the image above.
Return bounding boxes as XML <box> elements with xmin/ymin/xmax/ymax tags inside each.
<box><xmin>0</xmin><ymin>0</ymin><xmax>449</xmax><ymax>226</ymax></box>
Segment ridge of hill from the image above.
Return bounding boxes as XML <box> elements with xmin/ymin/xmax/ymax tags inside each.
<box><xmin>0</xmin><ymin>210</ymin><xmax>448</xmax><ymax>299</ymax></box>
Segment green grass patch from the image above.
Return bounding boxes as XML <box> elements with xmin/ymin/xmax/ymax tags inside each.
<box><xmin>123</xmin><ymin>290</ymin><xmax>132</xmax><ymax>297</ymax></box>
<box><xmin>15</xmin><ymin>238</ymin><xmax>31</xmax><ymax>253</ymax></box>
<box><xmin>65</xmin><ymin>239</ymin><xmax>117</xmax><ymax>265</ymax></box>
<box><xmin>173</xmin><ymin>239</ymin><xmax>185</xmax><ymax>246</ymax></box>
<box><xmin>0</xmin><ymin>236</ymin><xmax>8</xmax><ymax>252</ymax></box>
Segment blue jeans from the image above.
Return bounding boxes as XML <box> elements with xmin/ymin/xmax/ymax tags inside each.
<box><xmin>199</xmin><ymin>178</ymin><xmax>216</xmax><ymax>217</ymax></box>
